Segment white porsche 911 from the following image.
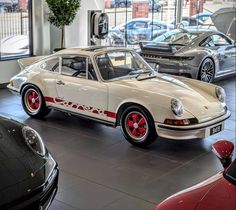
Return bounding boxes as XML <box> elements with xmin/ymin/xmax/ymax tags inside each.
<box><xmin>8</xmin><ymin>47</ymin><xmax>230</xmax><ymax>147</ymax></box>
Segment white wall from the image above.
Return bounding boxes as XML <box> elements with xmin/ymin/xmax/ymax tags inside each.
<box><xmin>32</xmin><ymin>0</ymin><xmax>51</xmax><ymax>55</ymax></box>
<box><xmin>0</xmin><ymin>60</ymin><xmax>20</xmax><ymax>84</ymax></box>
<box><xmin>65</xmin><ymin>0</ymin><xmax>105</xmax><ymax>47</ymax></box>
<box><xmin>51</xmin><ymin>0</ymin><xmax>105</xmax><ymax>49</ymax></box>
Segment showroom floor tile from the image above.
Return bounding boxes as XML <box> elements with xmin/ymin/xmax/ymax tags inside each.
<box><xmin>0</xmin><ymin>76</ymin><xmax>235</xmax><ymax>210</ymax></box>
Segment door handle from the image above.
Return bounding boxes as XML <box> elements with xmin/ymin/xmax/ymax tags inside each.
<box><xmin>56</xmin><ymin>80</ymin><xmax>65</xmax><ymax>85</ymax></box>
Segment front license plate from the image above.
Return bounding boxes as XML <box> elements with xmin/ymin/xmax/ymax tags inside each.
<box><xmin>210</xmin><ymin>124</ymin><xmax>222</xmax><ymax>135</ymax></box>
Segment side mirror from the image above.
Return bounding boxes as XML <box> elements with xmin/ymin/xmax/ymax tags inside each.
<box><xmin>212</xmin><ymin>140</ymin><xmax>234</xmax><ymax>169</ymax></box>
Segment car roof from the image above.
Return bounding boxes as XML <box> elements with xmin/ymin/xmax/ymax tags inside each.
<box><xmin>177</xmin><ymin>28</ymin><xmax>215</xmax><ymax>35</ymax></box>
<box><xmin>192</xmin><ymin>12</ymin><xmax>212</xmax><ymax>17</ymax></box>
<box><xmin>127</xmin><ymin>18</ymin><xmax>170</xmax><ymax>25</ymax></box>
<box><xmin>128</xmin><ymin>18</ymin><xmax>152</xmax><ymax>22</ymax></box>
<box><xmin>55</xmin><ymin>46</ymin><xmax>133</xmax><ymax>56</ymax></box>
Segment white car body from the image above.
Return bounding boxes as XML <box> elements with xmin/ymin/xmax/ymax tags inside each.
<box><xmin>8</xmin><ymin>47</ymin><xmax>230</xmax><ymax>146</ymax></box>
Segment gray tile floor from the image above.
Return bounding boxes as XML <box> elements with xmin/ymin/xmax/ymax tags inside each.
<box><xmin>0</xmin><ymin>77</ymin><xmax>235</xmax><ymax>210</ymax></box>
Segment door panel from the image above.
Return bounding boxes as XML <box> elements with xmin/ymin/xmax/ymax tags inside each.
<box><xmin>53</xmin><ymin>54</ymin><xmax>109</xmax><ymax>121</ymax></box>
<box><xmin>55</xmin><ymin>75</ymin><xmax>108</xmax><ymax>120</ymax></box>
<box><xmin>211</xmin><ymin>34</ymin><xmax>236</xmax><ymax>73</ymax></box>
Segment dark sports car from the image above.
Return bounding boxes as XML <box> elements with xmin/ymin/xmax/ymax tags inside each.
<box><xmin>139</xmin><ymin>29</ymin><xmax>236</xmax><ymax>83</ymax></box>
<box><xmin>0</xmin><ymin>116</ymin><xmax>58</xmax><ymax>210</ymax></box>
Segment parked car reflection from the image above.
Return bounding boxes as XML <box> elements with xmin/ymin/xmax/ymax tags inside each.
<box><xmin>106</xmin><ymin>18</ymin><xmax>174</xmax><ymax>46</ymax></box>
<box><xmin>0</xmin><ymin>35</ymin><xmax>29</xmax><ymax>57</ymax></box>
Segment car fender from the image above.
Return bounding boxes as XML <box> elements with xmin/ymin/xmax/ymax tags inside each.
<box><xmin>171</xmin><ymin>75</ymin><xmax>219</xmax><ymax>98</ymax></box>
<box><xmin>182</xmin><ymin>48</ymin><xmax>220</xmax><ymax>78</ymax></box>
<box><xmin>197</xmin><ymin>53</ymin><xmax>220</xmax><ymax>79</ymax></box>
<box><xmin>20</xmin><ymin>72</ymin><xmax>54</xmax><ymax>99</ymax></box>
<box><xmin>108</xmin><ymin>85</ymin><xmax>195</xmax><ymax>124</ymax></box>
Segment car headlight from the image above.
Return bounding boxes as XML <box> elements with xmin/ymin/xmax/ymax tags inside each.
<box><xmin>171</xmin><ymin>99</ymin><xmax>184</xmax><ymax>116</ymax></box>
<box><xmin>215</xmin><ymin>87</ymin><xmax>226</xmax><ymax>103</ymax></box>
<box><xmin>22</xmin><ymin>126</ymin><xmax>46</xmax><ymax>157</ymax></box>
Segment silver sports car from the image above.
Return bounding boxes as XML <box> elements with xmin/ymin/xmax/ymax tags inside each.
<box><xmin>139</xmin><ymin>29</ymin><xmax>236</xmax><ymax>83</ymax></box>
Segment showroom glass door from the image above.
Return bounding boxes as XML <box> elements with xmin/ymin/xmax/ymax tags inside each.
<box><xmin>184</xmin><ymin>0</ymin><xmax>235</xmax><ymax>39</ymax></box>
<box><xmin>55</xmin><ymin>56</ymin><xmax>109</xmax><ymax>121</ymax></box>
<box><xmin>103</xmin><ymin>0</ymin><xmax>176</xmax><ymax>47</ymax></box>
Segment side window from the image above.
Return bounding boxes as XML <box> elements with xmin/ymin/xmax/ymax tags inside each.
<box><xmin>200</xmin><ymin>37</ymin><xmax>215</xmax><ymax>47</ymax></box>
<box><xmin>127</xmin><ymin>22</ymin><xmax>134</xmax><ymax>29</ymax></box>
<box><xmin>61</xmin><ymin>57</ymin><xmax>87</xmax><ymax>77</ymax></box>
<box><xmin>189</xmin><ymin>19</ymin><xmax>197</xmax><ymax>26</ymax></box>
<box><xmin>212</xmin><ymin>34</ymin><xmax>230</xmax><ymax>46</ymax></box>
<box><xmin>132</xmin><ymin>21</ymin><xmax>148</xmax><ymax>29</ymax></box>
<box><xmin>151</xmin><ymin>23</ymin><xmax>161</xmax><ymax>30</ymax></box>
<box><xmin>60</xmin><ymin>56</ymin><xmax>97</xmax><ymax>81</ymax></box>
<box><xmin>40</xmin><ymin>57</ymin><xmax>59</xmax><ymax>72</ymax></box>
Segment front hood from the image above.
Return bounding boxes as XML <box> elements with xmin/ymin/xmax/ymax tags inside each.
<box><xmin>113</xmin><ymin>75</ymin><xmax>224</xmax><ymax>121</ymax></box>
<box><xmin>155</xmin><ymin>173</ymin><xmax>223</xmax><ymax>210</ymax></box>
<box><xmin>0</xmin><ymin>117</ymin><xmax>50</xmax><ymax>206</ymax></box>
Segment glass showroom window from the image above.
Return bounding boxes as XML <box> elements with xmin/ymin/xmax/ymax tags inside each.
<box><xmin>104</xmin><ymin>0</ymin><xmax>176</xmax><ymax>47</ymax></box>
<box><xmin>0</xmin><ymin>0</ymin><xmax>32</xmax><ymax>60</ymax></box>
<box><xmin>183</xmin><ymin>0</ymin><xmax>235</xmax><ymax>40</ymax></box>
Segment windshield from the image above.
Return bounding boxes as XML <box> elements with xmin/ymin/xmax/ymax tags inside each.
<box><xmin>224</xmin><ymin>159</ymin><xmax>236</xmax><ymax>185</ymax></box>
<box><xmin>95</xmin><ymin>50</ymin><xmax>153</xmax><ymax>81</ymax></box>
<box><xmin>153</xmin><ymin>30</ymin><xmax>201</xmax><ymax>45</ymax></box>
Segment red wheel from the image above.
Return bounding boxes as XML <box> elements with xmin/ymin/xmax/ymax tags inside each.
<box><xmin>125</xmin><ymin>111</ymin><xmax>148</xmax><ymax>141</ymax></box>
<box><xmin>121</xmin><ymin>105</ymin><xmax>157</xmax><ymax>147</ymax></box>
<box><xmin>22</xmin><ymin>86</ymin><xmax>51</xmax><ymax>118</ymax></box>
<box><xmin>24</xmin><ymin>89</ymin><xmax>41</xmax><ymax>113</ymax></box>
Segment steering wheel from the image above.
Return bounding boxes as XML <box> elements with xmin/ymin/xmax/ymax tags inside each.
<box><xmin>72</xmin><ymin>70</ymin><xmax>85</xmax><ymax>77</ymax></box>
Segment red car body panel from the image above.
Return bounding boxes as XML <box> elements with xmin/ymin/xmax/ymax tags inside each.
<box><xmin>154</xmin><ymin>172</ymin><xmax>236</xmax><ymax>210</ymax></box>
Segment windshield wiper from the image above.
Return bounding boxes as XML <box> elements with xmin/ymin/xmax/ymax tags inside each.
<box><xmin>135</xmin><ymin>71</ymin><xmax>153</xmax><ymax>79</ymax></box>
<box><xmin>128</xmin><ymin>70</ymin><xmax>152</xmax><ymax>77</ymax></box>
<box><xmin>169</xmin><ymin>43</ymin><xmax>186</xmax><ymax>46</ymax></box>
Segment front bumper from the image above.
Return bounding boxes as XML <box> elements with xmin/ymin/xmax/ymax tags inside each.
<box><xmin>1</xmin><ymin>155</ymin><xmax>59</xmax><ymax>210</ymax></box>
<box><xmin>155</xmin><ymin>110</ymin><xmax>231</xmax><ymax>140</ymax></box>
<box><xmin>7</xmin><ymin>84</ymin><xmax>20</xmax><ymax>95</ymax></box>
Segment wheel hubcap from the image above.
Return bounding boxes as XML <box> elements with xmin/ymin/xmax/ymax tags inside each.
<box><xmin>25</xmin><ymin>89</ymin><xmax>40</xmax><ymax>113</ymax></box>
<box><xmin>201</xmin><ymin>60</ymin><xmax>214</xmax><ymax>82</ymax></box>
<box><xmin>125</xmin><ymin>112</ymin><xmax>148</xmax><ymax>141</ymax></box>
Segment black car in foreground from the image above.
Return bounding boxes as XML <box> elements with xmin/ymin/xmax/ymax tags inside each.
<box><xmin>0</xmin><ymin>116</ymin><xmax>58</xmax><ymax>210</ymax></box>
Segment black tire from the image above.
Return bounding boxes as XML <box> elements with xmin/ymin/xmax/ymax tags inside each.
<box><xmin>198</xmin><ymin>58</ymin><xmax>215</xmax><ymax>83</ymax></box>
<box><xmin>120</xmin><ymin>105</ymin><xmax>157</xmax><ymax>147</ymax></box>
<box><xmin>22</xmin><ymin>86</ymin><xmax>51</xmax><ymax>119</ymax></box>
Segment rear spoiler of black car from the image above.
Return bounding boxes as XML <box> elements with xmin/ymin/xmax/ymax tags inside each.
<box><xmin>139</xmin><ymin>42</ymin><xmax>177</xmax><ymax>54</ymax></box>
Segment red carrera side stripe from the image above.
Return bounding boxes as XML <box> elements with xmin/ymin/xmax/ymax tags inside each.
<box><xmin>55</xmin><ymin>98</ymin><xmax>65</xmax><ymax>103</ymax></box>
<box><xmin>44</xmin><ymin>96</ymin><xmax>117</xmax><ymax>119</ymax></box>
<box><xmin>44</xmin><ymin>96</ymin><xmax>55</xmax><ymax>103</ymax></box>
<box><xmin>105</xmin><ymin>111</ymin><xmax>117</xmax><ymax>119</ymax></box>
